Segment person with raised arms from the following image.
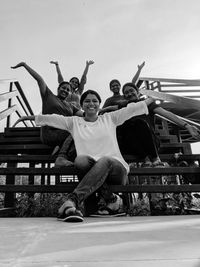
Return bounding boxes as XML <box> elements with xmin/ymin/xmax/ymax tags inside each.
<box><xmin>11</xmin><ymin>62</ymin><xmax>83</xmax><ymax>167</ymax></box>
<box><xmin>32</xmin><ymin>89</ymin><xmax>154</xmax><ymax>222</ymax></box>
<box><xmin>50</xmin><ymin>60</ymin><xmax>94</xmax><ymax>108</ymax></box>
<box><xmin>102</xmin><ymin>61</ymin><xmax>145</xmax><ymax>108</ymax></box>
<box><xmin>100</xmin><ymin>82</ymin><xmax>200</xmax><ymax>167</ymax></box>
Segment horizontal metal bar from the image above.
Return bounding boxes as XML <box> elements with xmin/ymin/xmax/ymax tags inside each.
<box><xmin>0</xmin><ymin>167</ymin><xmax>200</xmax><ymax>175</ymax></box>
<box><xmin>1</xmin><ymin>184</ymin><xmax>200</xmax><ymax>193</ymax></box>
<box><xmin>0</xmin><ymin>90</ymin><xmax>18</xmax><ymax>103</ymax></box>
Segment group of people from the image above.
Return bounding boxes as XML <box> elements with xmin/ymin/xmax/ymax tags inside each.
<box><xmin>11</xmin><ymin>60</ymin><xmax>200</xmax><ymax>222</ymax></box>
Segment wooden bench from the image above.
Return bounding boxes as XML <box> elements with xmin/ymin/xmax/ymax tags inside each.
<box><xmin>1</xmin><ymin>127</ymin><xmax>200</xmax><ymax>215</ymax></box>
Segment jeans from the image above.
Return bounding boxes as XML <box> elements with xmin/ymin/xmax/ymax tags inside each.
<box><xmin>40</xmin><ymin>126</ymin><xmax>76</xmax><ymax>161</ymax></box>
<box><xmin>67</xmin><ymin>155</ymin><xmax>128</xmax><ymax>208</ymax></box>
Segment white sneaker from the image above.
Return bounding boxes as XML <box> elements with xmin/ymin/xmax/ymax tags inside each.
<box><xmin>92</xmin><ymin>194</ymin><xmax>126</xmax><ymax>217</ymax></box>
<box><xmin>107</xmin><ymin>194</ymin><xmax>123</xmax><ymax>211</ymax></box>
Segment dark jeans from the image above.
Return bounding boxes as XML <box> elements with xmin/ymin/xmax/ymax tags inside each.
<box><xmin>117</xmin><ymin>118</ymin><xmax>159</xmax><ymax>161</ymax></box>
<box><xmin>67</xmin><ymin>155</ymin><xmax>128</xmax><ymax>208</ymax></box>
<box><xmin>40</xmin><ymin>126</ymin><xmax>76</xmax><ymax>161</ymax></box>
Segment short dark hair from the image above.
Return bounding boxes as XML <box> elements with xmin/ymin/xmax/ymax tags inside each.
<box><xmin>80</xmin><ymin>90</ymin><xmax>102</xmax><ymax>106</ymax></box>
<box><xmin>57</xmin><ymin>81</ymin><xmax>71</xmax><ymax>90</ymax></box>
<box><xmin>109</xmin><ymin>79</ymin><xmax>121</xmax><ymax>89</ymax></box>
<box><xmin>122</xmin><ymin>82</ymin><xmax>138</xmax><ymax>95</ymax></box>
<box><xmin>70</xmin><ymin>77</ymin><xmax>80</xmax><ymax>84</ymax></box>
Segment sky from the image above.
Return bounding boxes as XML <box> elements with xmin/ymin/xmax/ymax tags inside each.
<box><xmin>1</xmin><ymin>0</ymin><xmax>200</xmax><ymax>151</ymax></box>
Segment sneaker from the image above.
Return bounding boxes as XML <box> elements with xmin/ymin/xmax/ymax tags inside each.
<box><xmin>57</xmin><ymin>199</ymin><xmax>84</xmax><ymax>222</ymax></box>
<box><xmin>57</xmin><ymin>207</ymin><xmax>84</xmax><ymax>222</ymax></box>
<box><xmin>55</xmin><ymin>156</ymin><xmax>74</xmax><ymax>168</ymax></box>
<box><xmin>152</xmin><ymin>161</ymin><xmax>165</xmax><ymax>167</ymax></box>
<box><xmin>91</xmin><ymin>195</ymin><xmax>126</xmax><ymax>217</ymax></box>
<box><xmin>141</xmin><ymin>161</ymin><xmax>153</xmax><ymax>168</ymax></box>
<box><xmin>57</xmin><ymin>204</ymin><xmax>83</xmax><ymax>222</ymax></box>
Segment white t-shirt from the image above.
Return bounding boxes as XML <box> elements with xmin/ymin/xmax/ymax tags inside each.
<box><xmin>35</xmin><ymin>101</ymin><xmax>148</xmax><ymax>173</ymax></box>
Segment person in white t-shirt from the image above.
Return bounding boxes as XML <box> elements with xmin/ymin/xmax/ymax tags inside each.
<box><xmin>35</xmin><ymin>89</ymin><xmax>154</xmax><ymax>222</ymax></box>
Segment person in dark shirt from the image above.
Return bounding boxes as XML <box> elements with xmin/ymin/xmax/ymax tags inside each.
<box><xmin>100</xmin><ymin>82</ymin><xmax>200</xmax><ymax>166</ymax></box>
<box><xmin>50</xmin><ymin>60</ymin><xmax>94</xmax><ymax>109</ymax></box>
<box><xmin>102</xmin><ymin>61</ymin><xmax>145</xmax><ymax>108</ymax></box>
<box><xmin>11</xmin><ymin>62</ymin><xmax>83</xmax><ymax>167</ymax></box>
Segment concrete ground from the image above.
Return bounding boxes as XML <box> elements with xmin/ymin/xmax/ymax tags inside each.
<box><xmin>0</xmin><ymin>215</ymin><xmax>200</xmax><ymax>267</ymax></box>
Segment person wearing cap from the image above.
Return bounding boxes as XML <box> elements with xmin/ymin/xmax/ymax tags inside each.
<box><xmin>50</xmin><ymin>60</ymin><xmax>94</xmax><ymax>108</ymax></box>
<box><xmin>11</xmin><ymin>62</ymin><xmax>83</xmax><ymax>167</ymax></box>
<box><xmin>102</xmin><ymin>61</ymin><xmax>145</xmax><ymax>108</ymax></box>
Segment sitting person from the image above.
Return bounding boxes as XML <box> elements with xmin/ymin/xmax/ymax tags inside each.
<box><xmin>11</xmin><ymin>62</ymin><xmax>83</xmax><ymax>167</ymax></box>
<box><xmin>102</xmin><ymin>61</ymin><xmax>145</xmax><ymax>108</ymax></box>
<box><xmin>50</xmin><ymin>60</ymin><xmax>94</xmax><ymax>108</ymax></box>
<box><xmin>33</xmin><ymin>89</ymin><xmax>154</xmax><ymax>222</ymax></box>
<box><xmin>100</xmin><ymin>83</ymin><xmax>200</xmax><ymax>167</ymax></box>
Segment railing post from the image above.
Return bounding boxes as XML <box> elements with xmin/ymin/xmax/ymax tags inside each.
<box><xmin>4</xmin><ymin>162</ymin><xmax>16</xmax><ymax>208</ymax></box>
<box><xmin>6</xmin><ymin>82</ymin><xmax>13</xmax><ymax>128</ymax></box>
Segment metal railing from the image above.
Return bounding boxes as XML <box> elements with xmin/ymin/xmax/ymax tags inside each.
<box><xmin>0</xmin><ymin>80</ymin><xmax>35</xmax><ymax>129</ymax></box>
<box><xmin>138</xmin><ymin>77</ymin><xmax>200</xmax><ymax>143</ymax></box>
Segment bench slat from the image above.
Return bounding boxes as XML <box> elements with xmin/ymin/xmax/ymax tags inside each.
<box><xmin>0</xmin><ymin>166</ymin><xmax>200</xmax><ymax>175</ymax></box>
<box><xmin>1</xmin><ymin>154</ymin><xmax>200</xmax><ymax>163</ymax></box>
<box><xmin>1</xmin><ymin>184</ymin><xmax>200</xmax><ymax>193</ymax></box>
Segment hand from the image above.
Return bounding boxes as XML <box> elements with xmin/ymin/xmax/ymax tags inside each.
<box><xmin>144</xmin><ymin>97</ymin><xmax>155</xmax><ymax>106</ymax></box>
<box><xmin>138</xmin><ymin>61</ymin><xmax>145</xmax><ymax>70</ymax></box>
<box><xmin>50</xmin><ymin>61</ymin><xmax>58</xmax><ymax>65</ymax></box>
<box><xmin>11</xmin><ymin>62</ymin><xmax>26</xmax><ymax>69</ymax></box>
<box><xmin>186</xmin><ymin>124</ymin><xmax>200</xmax><ymax>139</ymax></box>
<box><xmin>86</xmin><ymin>60</ymin><xmax>94</xmax><ymax>66</ymax></box>
<box><xmin>98</xmin><ymin>109</ymin><xmax>105</xmax><ymax>115</ymax></box>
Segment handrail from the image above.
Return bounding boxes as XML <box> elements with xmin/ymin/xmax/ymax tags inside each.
<box><xmin>0</xmin><ymin>80</ymin><xmax>35</xmax><ymax>129</ymax></box>
<box><xmin>140</xmin><ymin>77</ymin><xmax>200</xmax><ymax>86</ymax></box>
<box><xmin>139</xmin><ymin>76</ymin><xmax>200</xmax><ymax>116</ymax></box>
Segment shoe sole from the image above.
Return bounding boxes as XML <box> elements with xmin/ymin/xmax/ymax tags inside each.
<box><xmin>58</xmin><ymin>215</ymin><xmax>84</xmax><ymax>222</ymax></box>
<box><xmin>90</xmin><ymin>212</ymin><xmax>126</xmax><ymax>218</ymax></box>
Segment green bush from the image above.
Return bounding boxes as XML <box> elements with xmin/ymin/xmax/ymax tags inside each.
<box><xmin>15</xmin><ymin>193</ymin><xmax>69</xmax><ymax>217</ymax></box>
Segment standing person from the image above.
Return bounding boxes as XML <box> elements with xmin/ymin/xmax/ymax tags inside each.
<box><xmin>102</xmin><ymin>61</ymin><xmax>145</xmax><ymax>108</ymax></box>
<box><xmin>101</xmin><ymin>83</ymin><xmax>200</xmax><ymax>166</ymax></box>
<box><xmin>50</xmin><ymin>60</ymin><xmax>94</xmax><ymax>108</ymax></box>
<box><xmin>34</xmin><ymin>89</ymin><xmax>154</xmax><ymax>222</ymax></box>
<box><xmin>11</xmin><ymin>62</ymin><xmax>83</xmax><ymax>167</ymax></box>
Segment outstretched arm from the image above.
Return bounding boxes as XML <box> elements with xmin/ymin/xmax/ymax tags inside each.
<box><xmin>50</xmin><ymin>61</ymin><xmax>64</xmax><ymax>84</ymax></box>
<box><xmin>154</xmin><ymin>106</ymin><xmax>200</xmax><ymax>140</ymax></box>
<box><xmin>12</xmin><ymin>115</ymin><xmax>35</xmax><ymax>127</ymax></box>
<box><xmin>11</xmin><ymin>62</ymin><xmax>47</xmax><ymax>97</ymax></box>
<box><xmin>131</xmin><ymin>61</ymin><xmax>145</xmax><ymax>84</ymax></box>
<box><xmin>78</xmin><ymin>60</ymin><xmax>94</xmax><ymax>95</ymax></box>
<box><xmin>99</xmin><ymin>105</ymin><xmax>118</xmax><ymax>115</ymax></box>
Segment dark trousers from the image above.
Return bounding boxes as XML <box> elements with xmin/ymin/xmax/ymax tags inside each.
<box><xmin>117</xmin><ymin>118</ymin><xmax>159</xmax><ymax>161</ymax></box>
<box><xmin>40</xmin><ymin>126</ymin><xmax>76</xmax><ymax>161</ymax></box>
<box><xmin>67</xmin><ymin>155</ymin><xmax>128</xmax><ymax>208</ymax></box>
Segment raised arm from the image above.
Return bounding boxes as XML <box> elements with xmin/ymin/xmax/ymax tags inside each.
<box><xmin>78</xmin><ymin>60</ymin><xmax>94</xmax><ymax>95</ymax></box>
<box><xmin>154</xmin><ymin>106</ymin><xmax>200</xmax><ymax>140</ymax></box>
<box><xmin>131</xmin><ymin>61</ymin><xmax>145</xmax><ymax>85</ymax></box>
<box><xmin>11</xmin><ymin>62</ymin><xmax>47</xmax><ymax>97</ymax></box>
<box><xmin>50</xmin><ymin>61</ymin><xmax>64</xmax><ymax>84</ymax></box>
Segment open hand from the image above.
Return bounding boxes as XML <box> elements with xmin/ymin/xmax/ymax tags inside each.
<box><xmin>86</xmin><ymin>60</ymin><xmax>94</xmax><ymax>66</ymax></box>
<box><xmin>11</xmin><ymin>62</ymin><xmax>26</xmax><ymax>69</ymax></box>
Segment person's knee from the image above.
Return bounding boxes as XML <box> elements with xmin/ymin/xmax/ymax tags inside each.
<box><xmin>98</xmin><ymin>156</ymin><xmax>112</xmax><ymax>164</ymax></box>
<box><xmin>74</xmin><ymin>155</ymin><xmax>92</xmax><ymax>170</ymax></box>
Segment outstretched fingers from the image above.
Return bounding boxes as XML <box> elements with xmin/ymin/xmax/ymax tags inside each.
<box><xmin>11</xmin><ymin>62</ymin><xmax>26</xmax><ymax>69</ymax></box>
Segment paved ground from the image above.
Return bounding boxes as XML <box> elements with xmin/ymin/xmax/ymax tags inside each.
<box><xmin>0</xmin><ymin>215</ymin><xmax>200</xmax><ymax>267</ymax></box>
